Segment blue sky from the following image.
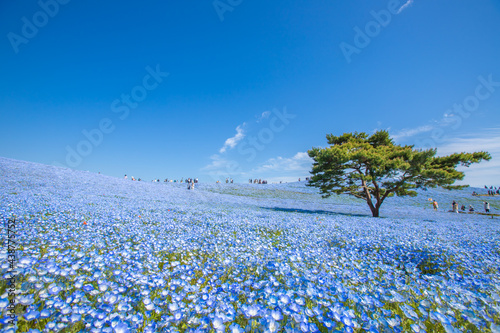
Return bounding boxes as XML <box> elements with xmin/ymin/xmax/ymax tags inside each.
<box><xmin>0</xmin><ymin>0</ymin><xmax>499</xmax><ymax>185</ymax></box>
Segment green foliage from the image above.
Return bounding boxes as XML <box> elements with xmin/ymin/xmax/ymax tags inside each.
<box><xmin>308</xmin><ymin>130</ymin><xmax>491</xmax><ymax>217</ymax></box>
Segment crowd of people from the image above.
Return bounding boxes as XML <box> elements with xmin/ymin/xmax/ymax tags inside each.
<box><xmin>249</xmin><ymin>179</ymin><xmax>268</xmax><ymax>184</ymax></box>
<box><xmin>484</xmin><ymin>185</ymin><xmax>500</xmax><ymax>195</ymax></box>
<box><xmin>122</xmin><ymin>174</ymin><xmax>313</xmax><ymax>186</ymax></box>
<box><xmin>449</xmin><ymin>200</ymin><xmax>490</xmax><ymax>213</ymax></box>
<box><xmin>186</xmin><ymin>178</ymin><xmax>196</xmax><ymax>190</ymax></box>
<box><xmin>123</xmin><ymin>175</ymin><xmax>199</xmax><ymax>185</ymax></box>
<box><xmin>430</xmin><ymin>198</ymin><xmax>492</xmax><ymax>214</ymax></box>
<box><xmin>124</xmin><ymin>175</ymin><xmax>142</xmax><ymax>181</ymax></box>
<box><xmin>484</xmin><ymin>185</ymin><xmax>499</xmax><ymax>196</ymax></box>
<box><xmin>471</xmin><ymin>186</ymin><xmax>499</xmax><ymax>196</ymax></box>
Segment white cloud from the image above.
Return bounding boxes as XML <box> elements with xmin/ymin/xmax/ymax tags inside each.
<box><xmin>257</xmin><ymin>111</ymin><xmax>271</xmax><ymax>122</ymax></box>
<box><xmin>219</xmin><ymin>124</ymin><xmax>245</xmax><ymax>153</ymax></box>
<box><xmin>435</xmin><ymin>133</ymin><xmax>500</xmax><ymax>187</ymax></box>
<box><xmin>392</xmin><ymin>125</ymin><xmax>434</xmax><ymax>141</ymax></box>
<box><xmin>200</xmin><ymin>154</ymin><xmax>243</xmax><ymax>181</ymax></box>
<box><xmin>436</xmin><ymin>135</ymin><xmax>500</xmax><ymax>156</ymax></box>
<box><xmin>397</xmin><ymin>0</ymin><xmax>414</xmax><ymax>14</ymax></box>
<box><xmin>201</xmin><ymin>154</ymin><xmax>229</xmax><ymax>171</ymax></box>
<box><xmin>253</xmin><ymin>152</ymin><xmax>313</xmax><ymax>174</ymax></box>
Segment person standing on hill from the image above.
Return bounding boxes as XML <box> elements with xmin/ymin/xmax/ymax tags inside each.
<box><xmin>452</xmin><ymin>201</ymin><xmax>459</xmax><ymax>213</ymax></box>
<box><xmin>432</xmin><ymin>200</ymin><xmax>438</xmax><ymax>211</ymax></box>
<box><xmin>484</xmin><ymin>201</ymin><xmax>490</xmax><ymax>213</ymax></box>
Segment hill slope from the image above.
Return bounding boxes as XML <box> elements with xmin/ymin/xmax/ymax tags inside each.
<box><xmin>0</xmin><ymin>157</ymin><xmax>499</xmax><ymax>332</ymax></box>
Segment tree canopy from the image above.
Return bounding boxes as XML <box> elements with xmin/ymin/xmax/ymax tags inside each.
<box><xmin>307</xmin><ymin>130</ymin><xmax>491</xmax><ymax>217</ymax></box>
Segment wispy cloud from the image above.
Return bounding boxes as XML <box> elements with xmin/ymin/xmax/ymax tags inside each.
<box><xmin>252</xmin><ymin>152</ymin><xmax>313</xmax><ymax>174</ymax></box>
<box><xmin>201</xmin><ymin>155</ymin><xmax>243</xmax><ymax>180</ymax></box>
<box><xmin>257</xmin><ymin>111</ymin><xmax>271</xmax><ymax>122</ymax></box>
<box><xmin>200</xmin><ymin>154</ymin><xmax>227</xmax><ymax>172</ymax></box>
<box><xmin>392</xmin><ymin>125</ymin><xmax>434</xmax><ymax>140</ymax></box>
<box><xmin>397</xmin><ymin>0</ymin><xmax>414</xmax><ymax>14</ymax></box>
<box><xmin>436</xmin><ymin>134</ymin><xmax>500</xmax><ymax>156</ymax></box>
<box><xmin>200</xmin><ymin>154</ymin><xmax>243</xmax><ymax>182</ymax></box>
<box><xmin>219</xmin><ymin>124</ymin><xmax>245</xmax><ymax>153</ymax></box>
<box><xmin>435</xmin><ymin>131</ymin><xmax>500</xmax><ymax>187</ymax></box>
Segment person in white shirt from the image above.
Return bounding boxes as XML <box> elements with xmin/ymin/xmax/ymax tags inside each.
<box><xmin>484</xmin><ymin>201</ymin><xmax>490</xmax><ymax>213</ymax></box>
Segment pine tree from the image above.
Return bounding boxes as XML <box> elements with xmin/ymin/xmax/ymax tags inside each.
<box><xmin>307</xmin><ymin>130</ymin><xmax>491</xmax><ymax>217</ymax></box>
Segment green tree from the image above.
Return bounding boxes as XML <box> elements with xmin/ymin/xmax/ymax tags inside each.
<box><xmin>307</xmin><ymin>130</ymin><xmax>491</xmax><ymax>217</ymax></box>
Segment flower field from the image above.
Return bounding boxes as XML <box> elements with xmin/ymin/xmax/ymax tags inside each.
<box><xmin>1</xmin><ymin>157</ymin><xmax>499</xmax><ymax>333</ymax></box>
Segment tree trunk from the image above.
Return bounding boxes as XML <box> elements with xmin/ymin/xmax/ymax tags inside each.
<box><xmin>363</xmin><ymin>185</ymin><xmax>381</xmax><ymax>217</ymax></box>
<box><xmin>367</xmin><ymin>203</ymin><xmax>380</xmax><ymax>217</ymax></box>
<box><xmin>366</xmin><ymin>199</ymin><xmax>380</xmax><ymax>217</ymax></box>
<box><xmin>373</xmin><ymin>200</ymin><xmax>382</xmax><ymax>217</ymax></box>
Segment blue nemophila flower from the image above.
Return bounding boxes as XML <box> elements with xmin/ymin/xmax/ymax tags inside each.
<box><xmin>386</xmin><ymin>316</ymin><xmax>401</xmax><ymax>327</ymax></box>
<box><xmin>411</xmin><ymin>323</ymin><xmax>426</xmax><ymax>333</ymax></box>
<box><xmin>244</xmin><ymin>304</ymin><xmax>262</xmax><ymax>318</ymax></box>
<box><xmin>60</xmin><ymin>305</ymin><xmax>72</xmax><ymax>315</ymax></box>
<box><xmin>94</xmin><ymin>319</ymin><xmax>105</xmax><ymax>328</ymax></box>
<box><xmin>266</xmin><ymin>318</ymin><xmax>280</xmax><ymax>332</ymax></box>
<box><xmin>279</xmin><ymin>294</ymin><xmax>291</xmax><ymax>306</ymax></box>
<box><xmin>82</xmin><ymin>284</ymin><xmax>94</xmax><ymax>293</ymax></box>
<box><xmin>229</xmin><ymin>323</ymin><xmax>244</xmax><ymax>333</ymax></box>
<box><xmin>24</xmin><ymin>310</ymin><xmax>39</xmax><ymax>321</ymax></box>
<box><xmin>168</xmin><ymin>302</ymin><xmax>179</xmax><ymax>312</ymax></box>
<box><xmin>69</xmin><ymin>313</ymin><xmax>81</xmax><ymax>323</ymax></box>
<box><xmin>114</xmin><ymin>322</ymin><xmax>130</xmax><ymax>333</ymax></box>
<box><xmin>45</xmin><ymin>321</ymin><xmax>57</xmax><ymax>330</ymax></box>
<box><xmin>19</xmin><ymin>295</ymin><xmax>35</xmax><ymax>305</ymax></box>
<box><xmin>103</xmin><ymin>292</ymin><xmax>118</xmax><ymax>305</ymax></box>
<box><xmin>270</xmin><ymin>307</ymin><xmax>283</xmax><ymax>321</ymax></box>
<box><xmin>212</xmin><ymin>316</ymin><xmax>225</xmax><ymax>331</ymax></box>
<box><xmin>289</xmin><ymin>302</ymin><xmax>302</xmax><ymax>313</ymax></box>
<box><xmin>39</xmin><ymin>308</ymin><xmax>51</xmax><ymax>319</ymax></box>
<box><xmin>0</xmin><ymin>297</ymin><xmax>9</xmax><ymax>309</ymax></box>
<box><xmin>98</xmin><ymin>283</ymin><xmax>109</xmax><ymax>292</ymax></box>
